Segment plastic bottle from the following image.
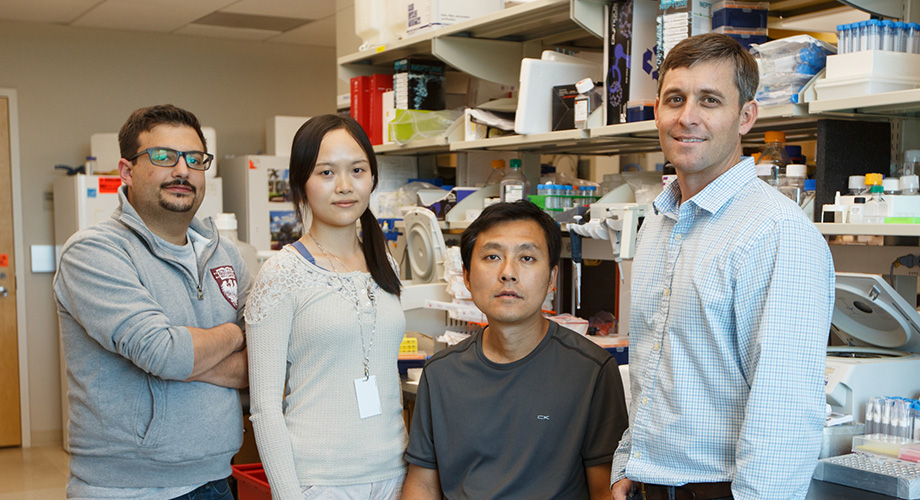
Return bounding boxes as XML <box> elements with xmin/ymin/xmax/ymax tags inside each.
<box><xmin>582</xmin><ymin>185</ymin><xmax>598</xmax><ymax>206</ymax></box>
<box><xmin>500</xmin><ymin>158</ymin><xmax>529</xmax><ymax>203</ymax></box>
<box><xmin>85</xmin><ymin>156</ymin><xmax>97</xmax><ymax>175</ymax></box>
<box><xmin>214</xmin><ymin>213</ymin><xmax>262</xmax><ymax>276</ymax></box>
<box><xmin>574</xmin><ymin>78</ymin><xmax>595</xmax><ymax>129</ymax></box>
<box><xmin>865</xmin><ymin>173</ymin><xmax>884</xmax><ymax>193</ymax></box>
<box><xmin>756</xmin><ymin>131</ymin><xmax>791</xmax><ymax>188</ymax></box>
<box><xmin>883</xmin><ymin>177</ymin><xmax>900</xmax><ymax>195</ymax></box>
<box><xmin>781</xmin><ymin>164</ymin><xmax>807</xmax><ymax>204</ymax></box>
<box><xmin>848</xmin><ymin>175</ymin><xmax>866</xmax><ymax>195</ymax></box>
<box><xmin>484</xmin><ymin>159</ymin><xmax>506</xmax><ymax>186</ymax></box>
<box><xmin>849</xmin><ymin>197</ymin><xmax>867</xmax><ymax>223</ymax></box>
<box><xmin>864</xmin><ymin>185</ymin><xmax>888</xmax><ymax>224</ymax></box>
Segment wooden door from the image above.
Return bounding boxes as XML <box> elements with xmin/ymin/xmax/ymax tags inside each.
<box><xmin>0</xmin><ymin>95</ymin><xmax>22</xmax><ymax>447</ymax></box>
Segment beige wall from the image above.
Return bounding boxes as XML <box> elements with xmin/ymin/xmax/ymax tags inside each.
<box><xmin>0</xmin><ymin>20</ymin><xmax>337</xmax><ymax>446</ymax></box>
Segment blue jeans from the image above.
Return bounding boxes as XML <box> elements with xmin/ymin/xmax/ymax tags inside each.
<box><xmin>170</xmin><ymin>479</ymin><xmax>233</xmax><ymax>500</ymax></box>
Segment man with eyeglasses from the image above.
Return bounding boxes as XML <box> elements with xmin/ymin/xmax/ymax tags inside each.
<box><xmin>54</xmin><ymin>104</ymin><xmax>251</xmax><ymax>500</ymax></box>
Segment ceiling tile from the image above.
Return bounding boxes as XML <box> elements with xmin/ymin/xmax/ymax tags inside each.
<box><xmin>172</xmin><ymin>24</ymin><xmax>280</xmax><ymax>41</ymax></box>
<box><xmin>0</xmin><ymin>0</ymin><xmax>99</xmax><ymax>23</ymax></box>
<box><xmin>269</xmin><ymin>16</ymin><xmax>336</xmax><ymax>46</ymax></box>
<box><xmin>221</xmin><ymin>0</ymin><xmax>335</xmax><ymax>20</ymax></box>
<box><xmin>72</xmin><ymin>0</ymin><xmax>236</xmax><ymax>32</ymax></box>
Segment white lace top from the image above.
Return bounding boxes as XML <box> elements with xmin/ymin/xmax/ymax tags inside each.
<box><xmin>246</xmin><ymin>246</ymin><xmax>407</xmax><ymax>499</ymax></box>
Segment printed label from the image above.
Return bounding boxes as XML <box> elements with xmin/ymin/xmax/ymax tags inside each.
<box><xmin>98</xmin><ymin>177</ymin><xmax>121</xmax><ymax>194</ymax></box>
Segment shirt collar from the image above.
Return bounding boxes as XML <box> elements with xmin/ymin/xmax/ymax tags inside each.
<box><xmin>652</xmin><ymin>157</ymin><xmax>756</xmax><ymax>217</ymax></box>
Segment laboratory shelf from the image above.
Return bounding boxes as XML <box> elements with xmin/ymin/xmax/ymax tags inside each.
<box><xmin>450</xmin><ymin>129</ymin><xmax>587</xmax><ymax>152</ymax></box>
<box><xmin>373</xmin><ymin>136</ymin><xmax>450</xmax><ymax>155</ymax></box>
<box><xmin>816</xmin><ymin>222</ymin><xmax>920</xmax><ymax>236</ymax></box>
<box><xmin>338</xmin><ymin>0</ymin><xmax>604</xmax><ymax>85</ymax></box>
<box><xmin>808</xmin><ymin>88</ymin><xmax>920</xmax><ymax>116</ymax></box>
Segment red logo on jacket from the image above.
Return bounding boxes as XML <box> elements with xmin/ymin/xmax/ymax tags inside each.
<box><xmin>210</xmin><ymin>266</ymin><xmax>238</xmax><ymax>309</ymax></box>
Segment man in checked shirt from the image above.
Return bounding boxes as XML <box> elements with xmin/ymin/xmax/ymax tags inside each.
<box><xmin>610</xmin><ymin>33</ymin><xmax>835</xmax><ymax>500</ymax></box>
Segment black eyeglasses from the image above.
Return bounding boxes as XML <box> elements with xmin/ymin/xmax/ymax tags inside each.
<box><xmin>130</xmin><ymin>147</ymin><xmax>213</xmax><ymax>171</ymax></box>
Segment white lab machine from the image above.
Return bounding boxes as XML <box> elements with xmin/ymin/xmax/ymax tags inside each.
<box><xmin>826</xmin><ymin>273</ymin><xmax>920</xmax><ymax>419</ymax></box>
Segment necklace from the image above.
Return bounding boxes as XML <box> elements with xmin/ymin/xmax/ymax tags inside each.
<box><xmin>308</xmin><ymin>230</ymin><xmax>377</xmax><ymax>379</ymax></box>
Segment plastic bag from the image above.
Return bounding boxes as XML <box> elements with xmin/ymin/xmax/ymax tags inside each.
<box><xmin>750</xmin><ymin>35</ymin><xmax>836</xmax><ymax>106</ymax></box>
<box><xmin>390</xmin><ymin>109</ymin><xmax>463</xmax><ymax>144</ymax></box>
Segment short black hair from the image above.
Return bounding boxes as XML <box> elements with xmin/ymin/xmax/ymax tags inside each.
<box><xmin>460</xmin><ymin>200</ymin><xmax>562</xmax><ymax>272</ymax></box>
<box><xmin>119</xmin><ymin>104</ymin><xmax>206</xmax><ymax>161</ymax></box>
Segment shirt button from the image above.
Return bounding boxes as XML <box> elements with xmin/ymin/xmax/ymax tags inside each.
<box><xmin>653</xmin><ymin>342</ymin><xmax>661</xmax><ymax>352</ymax></box>
<box><xmin>641</xmin><ymin>396</ymin><xmax>650</xmax><ymax>405</ymax></box>
<box><xmin>633</xmin><ymin>452</ymin><xmax>642</xmax><ymax>459</ymax></box>
<box><xmin>663</xmin><ymin>288</ymin><xmax>670</xmax><ymax>297</ymax></box>
<box><xmin>674</xmin><ymin>234</ymin><xmax>683</xmax><ymax>242</ymax></box>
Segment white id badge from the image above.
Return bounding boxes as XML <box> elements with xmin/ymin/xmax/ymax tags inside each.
<box><xmin>354</xmin><ymin>375</ymin><xmax>382</xmax><ymax>419</ymax></box>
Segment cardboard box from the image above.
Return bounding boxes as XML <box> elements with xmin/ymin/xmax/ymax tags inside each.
<box><xmin>551</xmin><ymin>84</ymin><xmax>580</xmax><ymax>131</ymax></box>
<box><xmin>394</xmin><ymin>58</ymin><xmax>446</xmax><ymax>110</ymax></box>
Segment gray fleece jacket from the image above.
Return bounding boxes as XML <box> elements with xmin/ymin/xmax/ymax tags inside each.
<box><xmin>53</xmin><ymin>186</ymin><xmax>251</xmax><ymax>488</ymax></box>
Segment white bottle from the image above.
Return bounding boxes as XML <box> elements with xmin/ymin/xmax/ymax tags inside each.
<box><xmin>901</xmin><ymin>174</ymin><xmax>920</xmax><ymax>195</ymax></box>
<box><xmin>214</xmin><ymin>213</ymin><xmax>262</xmax><ymax>277</ymax></box>
<box><xmin>500</xmin><ymin>159</ymin><xmax>529</xmax><ymax>202</ymax></box>
<box><xmin>848</xmin><ymin>175</ymin><xmax>867</xmax><ymax>195</ymax></box>
<box><xmin>849</xmin><ymin>197</ymin><xmax>866</xmax><ymax>223</ymax></box>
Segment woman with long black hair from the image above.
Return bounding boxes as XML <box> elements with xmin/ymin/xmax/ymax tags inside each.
<box><xmin>246</xmin><ymin>115</ymin><xmax>406</xmax><ymax>500</ymax></box>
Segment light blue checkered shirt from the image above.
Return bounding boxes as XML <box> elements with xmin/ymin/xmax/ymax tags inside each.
<box><xmin>611</xmin><ymin>157</ymin><xmax>835</xmax><ymax>499</ymax></box>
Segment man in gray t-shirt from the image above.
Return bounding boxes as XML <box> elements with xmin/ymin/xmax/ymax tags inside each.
<box><xmin>402</xmin><ymin>200</ymin><xmax>628</xmax><ymax>500</ymax></box>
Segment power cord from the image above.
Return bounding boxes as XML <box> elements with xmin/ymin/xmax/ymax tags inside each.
<box><xmin>890</xmin><ymin>254</ymin><xmax>920</xmax><ymax>284</ymax></box>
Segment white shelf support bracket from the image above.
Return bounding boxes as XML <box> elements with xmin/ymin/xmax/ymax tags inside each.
<box><xmin>571</xmin><ymin>0</ymin><xmax>606</xmax><ymax>39</ymax></box>
<box><xmin>431</xmin><ymin>37</ymin><xmax>524</xmax><ymax>86</ymax></box>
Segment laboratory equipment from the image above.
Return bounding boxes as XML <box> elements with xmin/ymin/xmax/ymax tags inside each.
<box><xmin>814</xmin><ymin>452</ymin><xmax>920</xmax><ymax>498</ymax></box>
<box><xmin>403</xmin><ymin>207</ymin><xmax>448</xmax><ymax>285</ymax></box>
<box><xmin>825</xmin><ymin>273</ymin><xmax>920</xmax><ymax>421</ymax></box>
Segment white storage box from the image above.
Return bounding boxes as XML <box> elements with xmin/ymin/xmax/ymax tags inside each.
<box><xmin>825</xmin><ymin>51</ymin><xmax>920</xmax><ymax>80</ymax></box>
<box><xmin>266</xmin><ymin>116</ymin><xmax>310</xmax><ymax>156</ymax></box>
<box><xmin>407</xmin><ymin>0</ymin><xmax>504</xmax><ymax>36</ymax></box>
<box><xmin>815</xmin><ymin>74</ymin><xmax>920</xmax><ymax>101</ymax></box>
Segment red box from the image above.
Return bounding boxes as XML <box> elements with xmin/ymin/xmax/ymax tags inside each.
<box><xmin>232</xmin><ymin>463</ymin><xmax>271</xmax><ymax>500</ymax></box>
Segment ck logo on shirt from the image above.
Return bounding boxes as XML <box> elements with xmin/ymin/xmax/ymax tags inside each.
<box><xmin>537</xmin><ymin>415</ymin><xmax>550</xmax><ymax>421</ymax></box>
<box><xmin>210</xmin><ymin>266</ymin><xmax>238</xmax><ymax>309</ymax></box>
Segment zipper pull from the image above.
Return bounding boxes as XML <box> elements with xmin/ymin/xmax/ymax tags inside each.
<box><xmin>197</xmin><ymin>284</ymin><xmax>203</xmax><ymax>300</ymax></box>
